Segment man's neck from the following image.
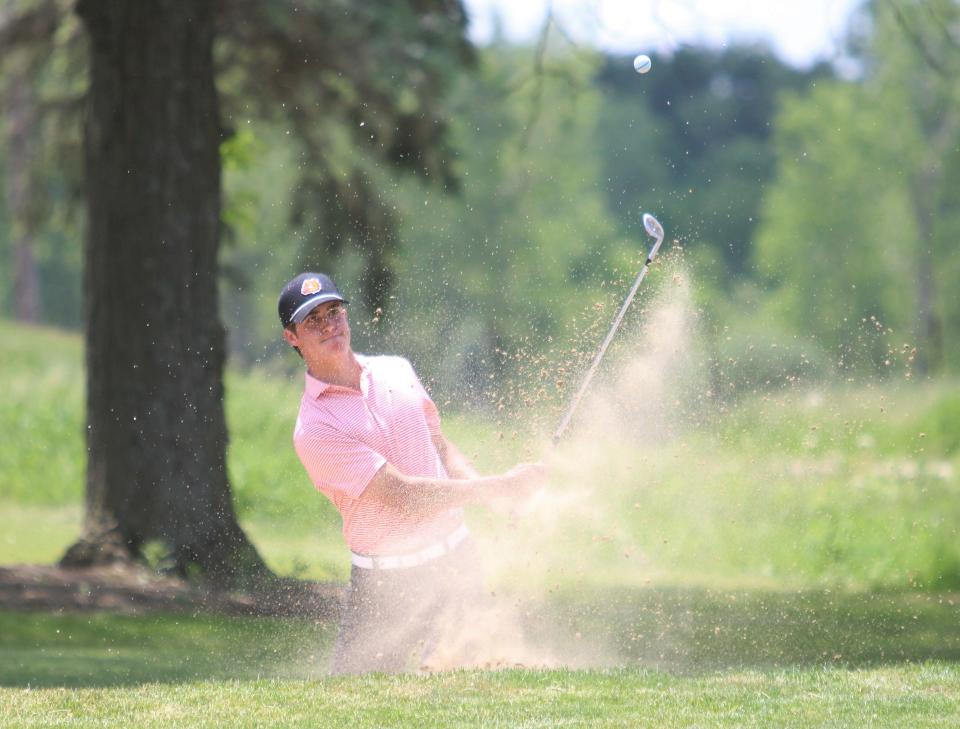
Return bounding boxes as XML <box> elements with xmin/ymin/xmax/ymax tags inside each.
<box><xmin>308</xmin><ymin>352</ymin><xmax>362</xmax><ymax>390</ymax></box>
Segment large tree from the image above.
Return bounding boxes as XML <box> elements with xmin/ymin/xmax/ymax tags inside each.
<box><xmin>1</xmin><ymin>0</ymin><xmax>471</xmax><ymax>585</ymax></box>
<box><xmin>58</xmin><ymin>0</ymin><xmax>267</xmax><ymax>584</ymax></box>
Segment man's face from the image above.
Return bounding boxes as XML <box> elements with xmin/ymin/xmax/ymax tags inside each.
<box><xmin>284</xmin><ymin>300</ymin><xmax>351</xmax><ymax>360</ymax></box>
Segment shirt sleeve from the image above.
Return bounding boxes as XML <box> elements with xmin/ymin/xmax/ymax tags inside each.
<box><xmin>294</xmin><ymin>424</ymin><xmax>387</xmax><ymax>500</ymax></box>
<box><xmin>403</xmin><ymin>358</ymin><xmax>442</xmax><ymax>439</ymax></box>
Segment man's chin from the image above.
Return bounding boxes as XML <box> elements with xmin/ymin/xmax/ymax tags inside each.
<box><xmin>323</xmin><ymin>334</ymin><xmax>348</xmax><ymax>351</ymax></box>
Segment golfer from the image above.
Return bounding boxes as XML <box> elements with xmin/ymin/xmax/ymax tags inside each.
<box><xmin>279</xmin><ymin>272</ymin><xmax>546</xmax><ymax>674</ymax></box>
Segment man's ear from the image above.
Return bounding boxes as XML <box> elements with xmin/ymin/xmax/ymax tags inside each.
<box><xmin>283</xmin><ymin>327</ymin><xmax>299</xmax><ymax>348</ymax></box>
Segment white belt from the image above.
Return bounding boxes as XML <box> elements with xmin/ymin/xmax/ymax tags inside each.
<box><xmin>351</xmin><ymin>524</ymin><xmax>469</xmax><ymax>570</ymax></box>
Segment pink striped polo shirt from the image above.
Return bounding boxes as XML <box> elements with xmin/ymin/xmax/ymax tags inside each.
<box><xmin>292</xmin><ymin>354</ymin><xmax>464</xmax><ymax>556</ymax></box>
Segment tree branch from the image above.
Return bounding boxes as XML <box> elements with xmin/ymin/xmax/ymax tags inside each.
<box><xmin>0</xmin><ymin>0</ymin><xmax>61</xmax><ymax>51</ymax></box>
<box><xmin>884</xmin><ymin>0</ymin><xmax>952</xmax><ymax>77</ymax></box>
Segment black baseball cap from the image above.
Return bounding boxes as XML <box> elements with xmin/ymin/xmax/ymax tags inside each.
<box><xmin>278</xmin><ymin>272</ymin><xmax>348</xmax><ymax>328</ymax></box>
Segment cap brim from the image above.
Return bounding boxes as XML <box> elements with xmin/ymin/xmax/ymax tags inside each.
<box><xmin>290</xmin><ymin>294</ymin><xmax>348</xmax><ymax>324</ymax></box>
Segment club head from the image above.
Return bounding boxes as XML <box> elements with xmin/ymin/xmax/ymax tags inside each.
<box><xmin>642</xmin><ymin>213</ymin><xmax>665</xmax><ymax>259</ymax></box>
<box><xmin>642</xmin><ymin>213</ymin><xmax>663</xmax><ymax>242</ymax></box>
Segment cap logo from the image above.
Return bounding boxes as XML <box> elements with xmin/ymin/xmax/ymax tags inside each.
<box><xmin>300</xmin><ymin>278</ymin><xmax>322</xmax><ymax>296</ymax></box>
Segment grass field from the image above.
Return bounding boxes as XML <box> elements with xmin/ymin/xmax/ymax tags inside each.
<box><xmin>4</xmin><ymin>664</ymin><xmax>959</xmax><ymax>728</ymax></box>
<box><xmin>2</xmin><ymin>601</ymin><xmax>959</xmax><ymax>727</ymax></box>
<box><xmin>2</xmin><ymin>319</ymin><xmax>960</xmax><ymax>726</ymax></box>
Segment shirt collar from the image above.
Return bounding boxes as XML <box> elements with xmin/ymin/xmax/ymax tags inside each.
<box><xmin>304</xmin><ymin>355</ymin><xmax>369</xmax><ymax>399</ymax></box>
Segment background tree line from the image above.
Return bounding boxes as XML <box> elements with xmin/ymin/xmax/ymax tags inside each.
<box><xmin>4</xmin><ymin>2</ymin><xmax>958</xmax><ymax>394</ymax></box>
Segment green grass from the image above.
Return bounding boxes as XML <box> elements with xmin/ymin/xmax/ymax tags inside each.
<box><xmin>2</xmin><ymin>665</ymin><xmax>959</xmax><ymax>728</ymax></box>
<box><xmin>0</xmin><ymin>321</ymin><xmax>85</xmax><ymax>506</ymax></box>
<box><xmin>1</xmin><ymin>606</ymin><xmax>958</xmax><ymax>726</ymax></box>
<box><xmin>0</xmin><ymin>611</ymin><xmax>333</xmax><ymax>688</ymax></box>
<box><xmin>535</xmin><ymin>435</ymin><xmax>960</xmax><ymax>591</ymax></box>
<box><xmin>4</xmin><ymin>589</ymin><xmax>958</xmax><ymax>689</ymax></box>
<box><xmin>0</xmin><ymin>504</ymin><xmax>81</xmax><ymax>565</ymax></box>
<box><xmin>0</xmin><ymin>502</ymin><xmax>345</xmax><ymax>582</ymax></box>
<box><xmin>714</xmin><ymin>382</ymin><xmax>950</xmax><ymax>458</ymax></box>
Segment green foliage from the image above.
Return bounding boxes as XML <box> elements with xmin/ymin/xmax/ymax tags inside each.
<box><xmin>2</xmin><ymin>0</ymin><xmax>473</xmax><ymax>330</ymax></box>
<box><xmin>712</xmin><ymin>314</ymin><xmax>831</xmax><ymax>397</ymax></box>
<box><xmin>755</xmin><ymin>0</ymin><xmax>960</xmax><ymax>374</ymax></box>
<box><xmin>219</xmin><ymin>128</ymin><xmax>267</xmax><ymax>242</ymax></box>
<box><xmin>5</xmin><ymin>7</ymin><xmax>960</xmax><ymax>388</ymax></box>
<box><xmin>1</xmin><ymin>29</ymin><xmax>847</xmax><ymax>393</ymax></box>
<box><xmin>755</xmin><ymin>81</ymin><xmax>914</xmax><ymax>369</ymax></box>
<box><xmin>596</xmin><ymin>46</ymin><xmax>828</xmax><ymax>282</ymax></box>
<box><xmin>0</xmin><ymin>5</ymin><xmax>85</xmax><ymax>326</ymax></box>
<box><xmin>213</xmin><ymin>0</ymin><xmax>475</xmax><ymax>312</ymax></box>
<box><xmin>382</xmin><ymin>45</ymin><xmax>632</xmax><ymax>405</ymax></box>
<box><xmin>209</xmin><ymin>43</ymin><xmax>862</xmax><ymax>400</ymax></box>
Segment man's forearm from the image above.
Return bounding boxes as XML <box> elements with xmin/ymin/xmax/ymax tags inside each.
<box><xmin>363</xmin><ymin>462</ymin><xmax>515</xmax><ymax>516</ymax></box>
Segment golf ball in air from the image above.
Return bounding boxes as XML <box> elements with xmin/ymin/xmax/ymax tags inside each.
<box><xmin>633</xmin><ymin>54</ymin><xmax>652</xmax><ymax>74</ymax></box>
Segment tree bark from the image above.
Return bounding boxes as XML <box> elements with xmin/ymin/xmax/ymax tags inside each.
<box><xmin>61</xmin><ymin>0</ymin><xmax>271</xmax><ymax>587</ymax></box>
<box><xmin>911</xmin><ymin>194</ymin><xmax>940</xmax><ymax>376</ymax></box>
<box><xmin>908</xmin><ymin>107</ymin><xmax>957</xmax><ymax>377</ymax></box>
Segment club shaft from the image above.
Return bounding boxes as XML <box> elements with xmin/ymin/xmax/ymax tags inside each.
<box><xmin>552</xmin><ymin>257</ymin><xmax>654</xmax><ymax>445</ymax></box>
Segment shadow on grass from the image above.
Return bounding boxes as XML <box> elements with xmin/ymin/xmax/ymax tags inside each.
<box><xmin>2</xmin><ymin>587</ymin><xmax>958</xmax><ymax>687</ymax></box>
<box><xmin>535</xmin><ymin>586</ymin><xmax>960</xmax><ymax>672</ymax></box>
<box><xmin>0</xmin><ymin>611</ymin><xmax>335</xmax><ymax>688</ymax></box>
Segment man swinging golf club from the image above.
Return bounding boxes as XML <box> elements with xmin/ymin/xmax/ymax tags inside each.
<box><xmin>279</xmin><ymin>272</ymin><xmax>547</xmax><ymax>674</ymax></box>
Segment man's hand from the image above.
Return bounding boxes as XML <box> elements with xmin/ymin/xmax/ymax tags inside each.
<box><xmin>497</xmin><ymin>461</ymin><xmax>549</xmax><ymax>501</ymax></box>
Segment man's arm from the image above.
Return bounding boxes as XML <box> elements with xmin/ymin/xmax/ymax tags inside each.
<box><xmin>434</xmin><ymin>433</ymin><xmax>480</xmax><ymax>479</ymax></box>
<box><xmin>360</xmin><ymin>461</ymin><xmax>545</xmax><ymax>517</ymax></box>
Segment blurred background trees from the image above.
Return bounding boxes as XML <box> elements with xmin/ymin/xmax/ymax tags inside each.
<box><xmin>756</xmin><ymin>0</ymin><xmax>960</xmax><ymax>376</ymax></box>
<box><xmin>2</xmin><ymin>0</ymin><xmax>958</xmax><ymax>398</ymax></box>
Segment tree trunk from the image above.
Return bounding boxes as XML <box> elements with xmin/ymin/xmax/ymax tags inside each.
<box><xmin>908</xmin><ymin>108</ymin><xmax>957</xmax><ymax>377</ymax></box>
<box><xmin>912</xmin><ymin>209</ymin><xmax>940</xmax><ymax>376</ymax></box>
<box><xmin>61</xmin><ymin>0</ymin><xmax>271</xmax><ymax>587</ymax></box>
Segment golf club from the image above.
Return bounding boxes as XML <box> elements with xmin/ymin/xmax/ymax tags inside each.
<box><xmin>552</xmin><ymin>212</ymin><xmax>666</xmax><ymax>445</ymax></box>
